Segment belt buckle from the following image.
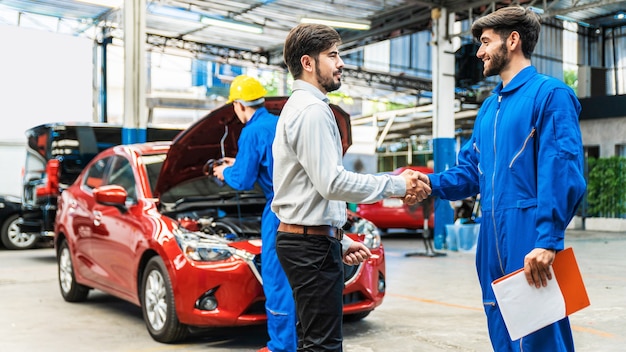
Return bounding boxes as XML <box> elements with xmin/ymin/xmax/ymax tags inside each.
<box><xmin>335</xmin><ymin>227</ymin><xmax>344</xmax><ymax>241</ymax></box>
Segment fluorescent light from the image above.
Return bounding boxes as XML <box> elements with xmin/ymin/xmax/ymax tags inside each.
<box><xmin>200</xmin><ymin>17</ymin><xmax>263</xmax><ymax>34</ymax></box>
<box><xmin>75</xmin><ymin>0</ymin><xmax>123</xmax><ymax>8</ymax></box>
<box><xmin>300</xmin><ymin>17</ymin><xmax>371</xmax><ymax>31</ymax></box>
<box><xmin>148</xmin><ymin>4</ymin><xmax>201</xmax><ymax>22</ymax></box>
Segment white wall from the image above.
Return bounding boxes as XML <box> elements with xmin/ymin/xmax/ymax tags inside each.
<box><xmin>0</xmin><ymin>25</ymin><xmax>93</xmax><ymax>195</ymax></box>
<box><xmin>0</xmin><ymin>142</ymin><xmax>25</xmax><ymax>197</ymax></box>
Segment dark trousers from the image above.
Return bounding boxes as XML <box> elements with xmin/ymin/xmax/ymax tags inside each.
<box><xmin>275</xmin><ymin>231</ymin><xmax>344</xmax><ymax>352</ymax></box>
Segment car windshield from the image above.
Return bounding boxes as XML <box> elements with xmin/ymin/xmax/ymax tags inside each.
<box><xmin>142</xmin><ymin>153</ymin><xmax>168</xmax><ymax>196</ymax></box>
<box><xmin>141</xmin><ymin>153</ymin><xmax>264</xmax><ymax>203</ymax></box>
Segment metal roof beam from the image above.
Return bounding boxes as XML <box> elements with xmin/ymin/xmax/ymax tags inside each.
<box><xmin>342</xmin><ymin>65</ymin><xmax>432</xmax><ymax>91</ymax></box>
<box><xmin>145</xmin><ymin>33</ymin><xmax>270</xmax><ymax>64</ymax></box>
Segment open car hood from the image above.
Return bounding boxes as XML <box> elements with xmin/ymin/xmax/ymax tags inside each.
<box><xmin>155</xmin><ymin>96</ymin><xmax>352</xmax><ymax>197</ymax></box>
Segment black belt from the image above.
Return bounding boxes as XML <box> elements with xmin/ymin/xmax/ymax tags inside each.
<box><xmin>278</xmin><ymin>223</ymin><xmax>344</xmax><ymax>241</ymax></box>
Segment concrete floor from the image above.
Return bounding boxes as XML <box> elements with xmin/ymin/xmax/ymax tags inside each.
<box><xmin>0</xmin><ymin>229</ymin><xmax>624</xmax><ymax>351</ymax></box>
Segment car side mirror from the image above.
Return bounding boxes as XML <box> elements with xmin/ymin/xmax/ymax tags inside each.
<box><xmin>94</xmin><ymin>185</ymin><xmax>128</xmax><ymax>213</ymax></box>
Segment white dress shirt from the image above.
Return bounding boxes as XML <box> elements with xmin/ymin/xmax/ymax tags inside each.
<box><xmin>271</xmin><ymin>80</ymin><xmax>407</xmax><ymax>250</ymax></box>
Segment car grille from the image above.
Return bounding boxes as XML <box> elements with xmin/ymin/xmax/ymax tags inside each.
<box><xmin>343</xmin><ymin>290</ymin><xmax>366</xmax><ymax>305</ymax></box>
<box><xmin>343</xmin><ymin>262</ymin><xmax>360</xmax><ymax>283</ymax></box>
<box><xmin>252</xmin><ymin>254</ymin><xmax>362</xmax><ymax>287</ymax></box>
<box><xmin>251</xmin><ymin>256</ymin><xmax>367</xmax><ymax>308</ymax></box>
<box><xmin>243</xmin><ymin>300</ymin><xmax>266</xmax><ymax>315</ymax></box>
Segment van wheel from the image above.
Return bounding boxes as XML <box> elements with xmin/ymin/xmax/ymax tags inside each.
<box><xmin>141</xmin><ymin>256</ymin><xmax>188</xmax><ymax>343</ymax></box>
<box><xmin>1</xmin><ymin>214</ymin><xmax>37</xmax><ymax>250</ymax></box>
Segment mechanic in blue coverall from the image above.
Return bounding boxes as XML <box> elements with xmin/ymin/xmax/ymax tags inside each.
<box><xmin>213</xmin><ymin>75</ymin><xmax>296</xmax><ymax>352</ymax></box>
<box><xmin>424</xmin><ymin>6</ymin><xmax>586</xmax><ymax>351</ymax></box>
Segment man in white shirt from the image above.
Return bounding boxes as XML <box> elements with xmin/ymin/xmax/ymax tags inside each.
<box><xmin>272</xmin><ymin>23</ymin><xmax>431</xmax><ymax>352</ymax></box>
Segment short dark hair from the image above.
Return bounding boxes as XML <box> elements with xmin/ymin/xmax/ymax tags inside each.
<box><xmin>283</xmin><ymin>23</ymin><xmax>342</xmax><ymax>79</ymax></box>
<box><xmin>471</xmin><ymin>6</ymin><xmax>541</xmax><ymax>59</ymax></box>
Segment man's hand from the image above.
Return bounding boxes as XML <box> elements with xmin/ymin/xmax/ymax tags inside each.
<box><xmin>221</xmin><ymin>157</ymin><xmax>235</xmax><ymax>166</ymax></box>
<box><xmin>399</xmin><ymin>169</ymin><xmax>431</xmax><ymax>205</ymax></box>
<box><xmin>212</xmin><ymin>163</ymin><xmax>228</xmax><ymax>181</ymax></box>
<box><xmin>342</xmin><ymin>241</ymin><xmax>372</xmax><ymax>265</ymax></box>
<box><xmin>524</xmin><ymin>248</ymin><xmax>556</xmax><ymax>288</ymax></box>
<box><xmin>212</xmin><ymin>157</ymin><xmax>236</xmax><ymax>181</ymax></box>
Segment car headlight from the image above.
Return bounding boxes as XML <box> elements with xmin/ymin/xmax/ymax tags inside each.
<box><xmin>174</xmin><ymin>227</ymin><xmax>234</xmax><ymax>262</ymax></box>
<box><xmin>183</xmin><ymin>243</ymin><xmax>233</xmax><ymax>261</ymax></box>
<box><xmin>350</xmin><ymin>218</ymin><xmax>381</xmax><ymax>249</ymax></box>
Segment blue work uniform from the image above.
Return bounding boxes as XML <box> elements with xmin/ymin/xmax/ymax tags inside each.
<box><xmin>223</xmin><ymin>106</ymin><xmax>297</xmax><ymax>352</ymax></box>
<box><xmin>429</xmin><ymin>66</ymin><xmax>586</xmax><ymax>351</ymax></box>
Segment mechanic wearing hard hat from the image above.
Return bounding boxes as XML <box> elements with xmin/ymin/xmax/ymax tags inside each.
<box><xmin>213</xmin><ymin>75</ymin><xmax>296</xmax><ymax>352</ymax></box>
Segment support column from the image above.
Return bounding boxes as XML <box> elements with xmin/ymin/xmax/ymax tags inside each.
<box><xmin>431</xmin><ymin>7</ymin><xmax>456</xmax><ymax>249</ymax></box>
<box><xmin>122</xmin><ymin>0</ymin><xmax>147</xmax><ymax>144</ymax></box>
<box><xmin>98</xmin><ymin>28</ymin><xmax>112</xmax><ymax>123</ymax></box>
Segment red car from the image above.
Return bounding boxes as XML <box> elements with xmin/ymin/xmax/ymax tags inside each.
<box><xmin>53</xmin><ymin>97</ymin><xmax>385</xmax><ymax>343</ymax></box>
<box><xmin>356</xmin><ymin>166</ymin><xmax>435</xmax><ymax>233</ymax></box>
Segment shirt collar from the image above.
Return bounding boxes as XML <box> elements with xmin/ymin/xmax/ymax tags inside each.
<box><xmin>292</xmin><ymin>80</ymin><xmax>329</xmax><ymax>103</ymax></box>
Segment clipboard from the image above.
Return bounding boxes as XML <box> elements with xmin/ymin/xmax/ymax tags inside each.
<box><xmin>491</xmin><ymin>247</ymin><xmax>590</xmax><ymax>340</ymax></box>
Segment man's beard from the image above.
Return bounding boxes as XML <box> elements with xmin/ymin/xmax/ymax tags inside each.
<box><xmin>483</xmin><ymin>42</ymin><xmax>509</xmax><ymax>77</ymax></box>
<box><xmin>316</xmin><ymin>66</ymin><xmax>342</xmax><ymax>92</ymax></box>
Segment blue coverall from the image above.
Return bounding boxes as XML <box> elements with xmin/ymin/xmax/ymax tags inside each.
<box><xmin>223</xmin><ymin>106</ymin><xmax>297</xmax><ymax>352</ymax></box>
<box><xmin>429</xmin><ymin>66</ymin><xmax>586</xmax><ymax>351</ymax></box>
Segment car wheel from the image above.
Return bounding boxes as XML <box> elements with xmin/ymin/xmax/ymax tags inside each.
<box><xmin>0</xmin><ymin>214</ymin><xmax>37</xmax><ymax>250</ymax></box>
<box><xmin>343</xmin><ymin>311</ymin><xmax>371</xmax><ymax>322</ymax></box>
<box><xmin>58</xmin><ymin>240</ymin><xmax>90</xmax><ymax>302</ymax></box>
<box><xmin>141</xmin><ymin>256</ymin><xmax>188</xmax><ymax>343</ymax></box>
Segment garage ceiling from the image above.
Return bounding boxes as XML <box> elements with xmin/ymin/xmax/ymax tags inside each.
<box><xmin>2</xmin><ymin>0</ymin><xmax>625</xmax><ymax>146</ymax></box>
<box><xmin>3</xmin><ymin>0</ymin><xmax>626</xmax><ymax>64</ymax></box>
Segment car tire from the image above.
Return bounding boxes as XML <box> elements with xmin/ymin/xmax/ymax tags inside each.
<box><xmin>1</xmin><ymin>214</ymin><xmax>37</xmax><ymax>250</ymax></box>
<box><xmin>141</xmin><ymin>256</ymin><xmax>188</xmax><ymax>343</ymax></box>
<box><xmin>58</xmin><ymin>240</ymin><xmax>90</xmax><ymax>302</ymax></box>
<box><xmin>343</xmin><ymin>311</ymin><xmax>371</xmax><ymax>322</ymax></box>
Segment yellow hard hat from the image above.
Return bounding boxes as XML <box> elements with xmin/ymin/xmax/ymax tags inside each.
<box><xmin>227</xmin><ymin>75</ymin><xmax>267</xmax><ymax>105</ymax></box>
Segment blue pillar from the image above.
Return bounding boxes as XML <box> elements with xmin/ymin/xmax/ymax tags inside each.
<box><xmin>122</xmin><ymin>127</ymin><xmax>147</xmax><ymax>144</ymax></box>
<box><xmin>432</xmin><ymin>137</ymin><xmax>456</xmax><ymax>249</ymax></box>
<box><xmin>431</xmin><ymin>7</ymin><xmax>457</xmax><ymax>249</ymax></box>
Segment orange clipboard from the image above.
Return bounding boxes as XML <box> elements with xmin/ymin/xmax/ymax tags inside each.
<box><xmin>491</xmin><ymin>247</ymin><xmax>590</xmax><ymax>340</ymax></box>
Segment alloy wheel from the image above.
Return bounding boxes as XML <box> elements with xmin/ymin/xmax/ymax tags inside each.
<box><xmin>144</xmin><ymin>269</ymin><xmax>168</xmax><ymax>331</ymax></box>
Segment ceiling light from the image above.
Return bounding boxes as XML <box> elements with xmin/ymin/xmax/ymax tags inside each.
<box><xmin>614</xmin><ymin>11</ymin><xmax>626</xmax><ymax>20</ymax></box>
<box><xmin>148</xmin><ymin>4</ymin><xmax>201</xmax><ymax>22</ymax></box>
<box><xmin>200</xmin><ymin>17</ymin><xmax>263</xmax><ymax>34</ymax></box>
<box><xmin>300</xmin><ymin>17</ymin><xmax>371</xmax><ymax>31</ymax></box>
<box><xmin>75</xmin><ymin>0</ymin><xmax>123</xmax><ymax>8</ymax></box>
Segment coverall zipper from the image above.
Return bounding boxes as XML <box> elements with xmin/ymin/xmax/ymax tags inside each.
<box><xmin>509</xmin><ymin>128</ymin><xmax>536</xmax><ymax>168</ymax></box>
<box><xmin>492</xmin><ymin>95</ymin><xmax>505</xmax><ymax>276</ymax></box>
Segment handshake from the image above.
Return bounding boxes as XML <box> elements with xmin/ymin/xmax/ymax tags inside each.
<box><xmin>399</xmin><ymin>169</ymin><xmax>432</xmax><ymax>205</ymax></box>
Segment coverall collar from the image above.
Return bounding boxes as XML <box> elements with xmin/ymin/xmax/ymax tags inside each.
<box><xmin>493</xmin><ymin>65</ymin><xmax>537</xmax><ymax>95</ymax></box>
<box><xmin>246</xmin><ymin>106</ymin><xmax>269</xmax><ymax>126</ymax></box>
